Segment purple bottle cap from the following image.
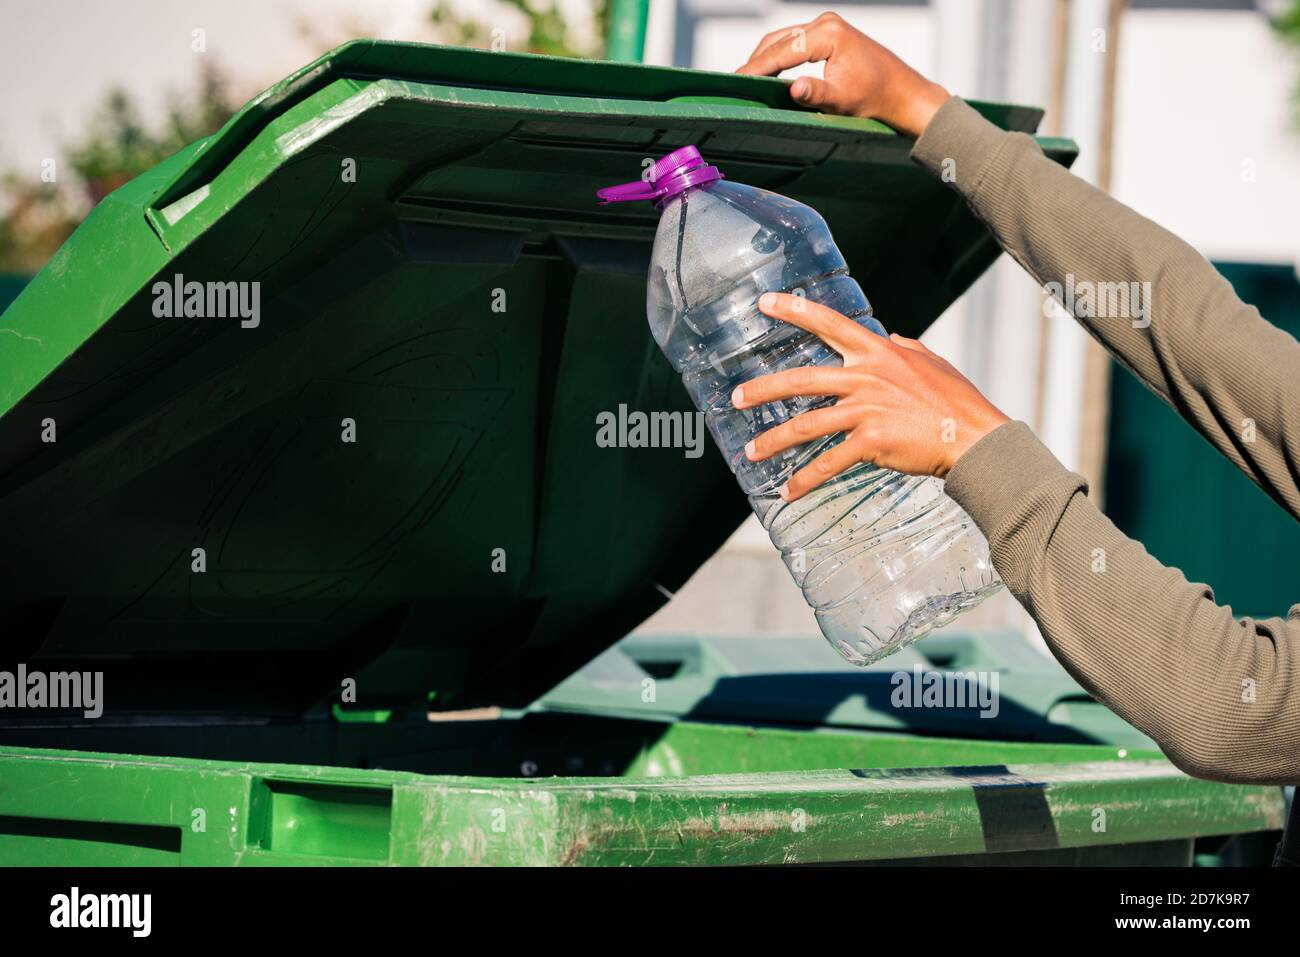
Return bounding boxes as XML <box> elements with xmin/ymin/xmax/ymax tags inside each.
<box><xmin>596</xmin><ymin>145</ymin><xmax>724</xmax><ymax>207</ymax></box>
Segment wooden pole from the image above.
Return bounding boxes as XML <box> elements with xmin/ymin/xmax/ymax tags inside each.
<box><xmin>1076</xmin><ymin>0</ymin><xmax>1127</xmax><ymax>506</ymax></box>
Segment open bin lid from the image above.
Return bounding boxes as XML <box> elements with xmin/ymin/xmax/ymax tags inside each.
<box><xmin>0</xmin><ymin>41</ymin><xmax>1077</xmax><ymax>716</ymax></box>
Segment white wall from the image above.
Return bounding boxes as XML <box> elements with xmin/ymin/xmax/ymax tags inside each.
<box><xmin>1113</xmin><ymin>9</ymin><xmax>1300</xmax><ymax>264</ymax></box>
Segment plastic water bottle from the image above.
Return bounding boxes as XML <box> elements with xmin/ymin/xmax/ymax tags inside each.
<box><xmin>598</xmin><ymin>146</ymin><xmax>1002</xmax><ymax>665</ymax></box>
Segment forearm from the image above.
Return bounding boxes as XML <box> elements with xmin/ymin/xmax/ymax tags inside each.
<box><xmin>947</xmin><ymin>422</ymin><xmax>1300</xmax><ymax>784</ymax></box>
<box><xmin>911</xmin><ymin>96</ymin><xmax>1300</xmax><ymax>520</ymax></box>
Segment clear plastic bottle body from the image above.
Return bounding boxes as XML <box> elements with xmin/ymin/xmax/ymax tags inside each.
<box><xmin>647</xmin><ymin>180</ymin><xmax>1001</xmax><ymax>665</ymax></box>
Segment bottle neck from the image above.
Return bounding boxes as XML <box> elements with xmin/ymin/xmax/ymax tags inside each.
<box><xmin>654</xmin><ymin>179</ymin><xmax>715</xmax><ymax>211</ymax></box>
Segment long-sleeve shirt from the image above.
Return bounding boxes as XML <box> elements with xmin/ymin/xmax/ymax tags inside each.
<box><xmin>910</xmin><ymin>96</ymin><xmax>1300</xmax><ymax>785</ymax></box>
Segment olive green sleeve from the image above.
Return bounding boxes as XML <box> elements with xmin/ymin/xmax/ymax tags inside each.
<box><xmin>910</xmin><ymin>97</ymin><xmax>1300</xmax><ymax>784</ymax></box>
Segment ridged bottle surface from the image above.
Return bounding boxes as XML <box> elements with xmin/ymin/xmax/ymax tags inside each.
<box><xmin>646</xmin><ymin>179</ymin><xmax>1002</xmax><ymax>665</ymax></box>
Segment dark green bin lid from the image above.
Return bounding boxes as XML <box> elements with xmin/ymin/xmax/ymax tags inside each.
<box><xmin>0</xmin><ymin>41</ymin><xmax>1076</xmax><ymax>715</ymax></box>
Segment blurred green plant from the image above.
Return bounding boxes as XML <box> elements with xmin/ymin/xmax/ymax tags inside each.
<box><xmin>0</xmin><ymin>63</ymin><xmax>237</xmax><ymax>273</ymax></box>
<box><xmin>1275</xmin><ymin>0</ymin><xmax>1300</xmax><ymax>128</ymax></box>
<box><xmin>0</xmin><ymin>3</ymin><xmax>612</xmax><ymax>273</ymax></box>
<box><xmin>429</xmin><ymin>0</ymin><xmax>609</xmax><ymax>58</ymax></box>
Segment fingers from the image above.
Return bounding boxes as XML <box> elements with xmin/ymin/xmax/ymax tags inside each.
<box><xmin>757</xmin><ymin>292</ymin><xmax>884</xmax><ymax>357</ymax></box>
<box><xmin>781</xmin><ymin>434</ymin><xmax>867</xmax><ymax>501</ymax></box>
<box><xmin>738</xmin><ymin>24</ymin><xmax>806</xmax><ymax>73</ymax></box>
<box><xmin>731</xmin><ymin>365</ymin><xmax>861</xmax><ymax>410</ymax></box>
<box><xmin>745</xmin><ymin>403</ymin><xmax>863</xmax><ymax>462</ymax></box>
<box><xmin>742</xmin><ymin>11</ymin><xmax>842</xmax><ymax>68</ymax></box>
<box><xmin>736</xmin><ymin>21</ymin><xmax>837</xmax><ymax>77</ymax></box>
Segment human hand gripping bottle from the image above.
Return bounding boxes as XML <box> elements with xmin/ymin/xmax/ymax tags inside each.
<box><xmin>598</xmin><ymin>147</ymin><xmax>1001</xmax><ymax>665</ymax></box>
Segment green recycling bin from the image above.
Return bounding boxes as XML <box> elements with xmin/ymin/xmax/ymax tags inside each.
<box><xmin>0</xmin><ymin>41</ymin><xmax>1285</xmax><ymax>866</ymax></box>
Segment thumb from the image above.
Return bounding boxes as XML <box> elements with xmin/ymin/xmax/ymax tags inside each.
<box><xmin>789</xmin><ymin>76</ymin><xmax>835</xmax><ymax>110</ymax></box>
<box><xmin>890</xmin><ymin>332</ymin><xmax>933</xmax><ymax>354</ymax></box>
